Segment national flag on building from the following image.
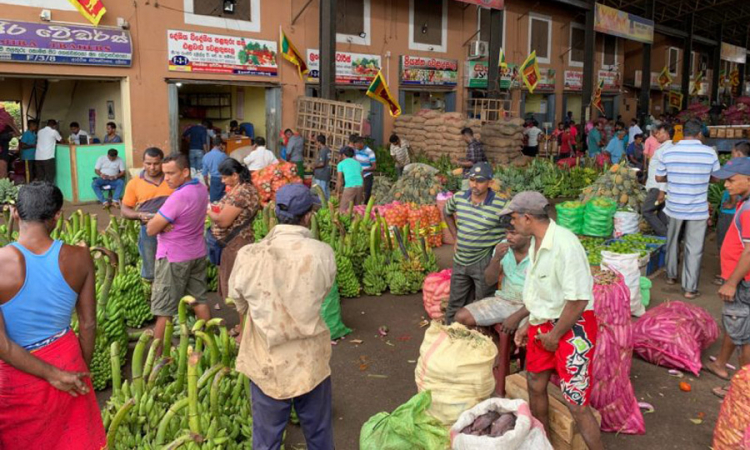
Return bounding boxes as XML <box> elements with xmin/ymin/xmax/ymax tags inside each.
<box><xmin>499</xmin><ymin>49</ymin><xmax>507</xmax><ymax>69</ymax></box>
<box><xmin>691</xmin><ymin>71</ymin><xmax>703</xmax><ymax>95</ymax></box>
<box><xmin>279</xmin><ymin>29</ymin><xmax>308</xmax><ymax>80</ymax></box>
<box><xmin>68</xmin><ymin>0</ymin><xmax>106</xmax><ymax>26</ymax></box>
<box><xmin>730</xmin><ymin>68</ymin><xmax>741</xmax><ymax>87</ymax></box>
<box><xmin>668</xmin><ymin>91</ymin><xmax>683</xmax><ymax>109</ymax></box>
<box><xmin>592</xmin><ymin>79</ymin><xmax>604</xmax><ymax>114</ymax></box>
<box><xmin>657</xmin><ymin>66</ymin><xmax>672</xmax><ymax>91</ymax></box>
<box><xmin>366</xmin><ymin>71</ymin><xmax>401</xmax><ymax>117</ymax></box>
<box><xmin>520</xmin><ymin>51</ymin><xmax>539</xmax><ymax>93</ymax></box>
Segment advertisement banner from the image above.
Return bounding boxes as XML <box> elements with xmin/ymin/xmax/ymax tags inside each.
<box><xmin>168</xmin><ymin>30</ymin><xmax>277</xmax><ymax>76</ymax></box>
<box><xmin>306</xmin><ymin>49</ymin><xmax>381</xmax><ymax>85</ymax></box>
<box><xmin>400</xmin><ymin>55</ymin><xmax>459</xmax><ymax>87</ymax></box>
<box><xmin>721</xmin><ymin>42</ymin><xmax>747</xmax><ymax>65</ymax></box>
<box><xmin>465</xmin><ymin>61</ymin><xmax>518</xmax><ymax>89</ymax></box>
<box><xmin>564</xmin><ymin>70</ymin><xmax>583</xmax><ymax>91</ymax></box>
<box><xmin>598</xmin><ymin>70</ymin><xmax>621</xmax><ymax>91</ymax></box>
<box><xmin>594</xmin><ymin>3</ymin><xmax>654</xmax><ymax>44</ymax></box>
<box><xmin>454</xmin><ymin>0</ymin><xmax>504</xmax><ymax>9</ymax></box>
<box><xmin>0</xmin><ymin>19</ymin><xmax>132</xmax><ymax>67</ymax></box>
<box><xmin>530</xmin><ymin>68</ymin><xmax>555</xmax><ymax>91</ymax></box>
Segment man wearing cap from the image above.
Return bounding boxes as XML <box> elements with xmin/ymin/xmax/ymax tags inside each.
<box><xmin>501</xmin><ymin>191</ymin><xmax>603</xmax><ymax>450</ymax></box>
<box><xmin>443</xmin><ymin>162</ymin><xmax>508</xmax><ymax>324</ymax></box>
<box><xmin>705</xmin><ymin>158</ymin><xmax>750</xmax><ymax>396</ymax></box>
<box><xmin>228</xmin><ymin>183</ymin><xmax>337</xmax><ymax>450</ymax></box>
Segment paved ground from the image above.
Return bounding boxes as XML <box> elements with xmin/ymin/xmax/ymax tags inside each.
<box><xmin>83</xmin><ymin>202</ymin><xmax>735</xmax><ymax>449</ymax></box>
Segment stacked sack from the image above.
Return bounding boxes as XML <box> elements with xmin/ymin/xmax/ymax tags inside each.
<box><xmin>480</xmin><ymin>117</ymin><xmax>527</xmax><ymax>166</ymax></box>
<box><xmin>393</xmin><ymin>110</ymin><xmax>482</xmax><ymax>161</ymax></box>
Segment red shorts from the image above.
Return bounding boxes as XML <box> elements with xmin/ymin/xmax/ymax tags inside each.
<box><xmin>526</xmin><ymin>310</ymin><xmax>598</xmax><ymax>406</ymax></box>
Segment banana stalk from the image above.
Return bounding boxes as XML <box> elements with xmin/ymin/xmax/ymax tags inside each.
<box><xmin>110</xmin><ymin>341</ymin><xmax>121</xmax><ymax>397</ymax></box>
<box><xmin>155</xmin><ymin>397</ymin><xmax>190</xmax><ymax>445</ymax></box>
<box><xmin>106</xmin><ymin>398</ymin><xmax>135</xmax><ymax>449</ymax></box>
<box><xmin>131</xmin><ymin>329</ymin><xmax>154</xmax><ymax>398</ymax></box>
<box><xmin>142</xmin><ymin>337</ymin><xmax>162</xmax><ymax>381</ymax></box>
<box><xmin>187</xmin><ymin>351</ymin><xmax>202</xmax><ymax>435</ymax></box>
<box><xmin>162</xmin><ymin>319</ymin><xmax>174</xmax><ymax>359</ymax></box>
<box><xmin>210</xmin><ymin>368</ymin><xmax>231</xmax><ymax>417</ymax></box>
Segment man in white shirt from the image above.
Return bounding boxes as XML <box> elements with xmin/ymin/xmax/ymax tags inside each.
<box><xmin>628</xmin><ymin>118</ymin><xmax>643</xmax><ymax>145</ymax></box>
<box><xmin>389</xmin><ymin>134</ymin><xmax>410</xmax><ymax>177</ymax></box>
<box><xmin>243</xmin><ymin>137</ymin><xmax>277</xmax><ymax>172</ymax></box>
<box><xmin>92</xmin><ymin>148</ymin><xmax>126</xmax><ymax>207</ymax></box>
<box><xmin>35</xmin><ymin>119</ymin><xmax>63</xmax><ymax>183</ymax></box>
<box><xmin>642</xmin><ymin>123</ymin><xmax>672</xmax><ymax>236</ymax></box>
<box><xmin>68</xmin><ymin>122</ymin><xmax>89</xmax><ymax>145</ymax></box>
<box><xmin>522</xmin><ymin>120</ymin><xmax>543</xmax><ymax>157</ymax></box>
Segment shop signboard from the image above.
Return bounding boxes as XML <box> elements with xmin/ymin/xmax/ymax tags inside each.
<box><xmin>594</xmin><ymin>3</ymin><xmax>654</xmax><ymax>44</ymax></box>
<box><xmin>598</xmin><ymin>70</ymin><xmax>621</xmax><ymax>91</ymax></box>
<box><xmin>306</xmin><ymin>49</ymin><xmax>381</xmax><ymax>85</ymax></box>
<box><xmin>720</xmin><ymin>42</ymin><xmax>747</xmax><ymax>65</ymax></box>
<box><xmin>465</xmin><ymin>61</ymin><xmax>517</xmax><ymax>89</ymax></box>
<box><xmin>401</xmin><ymin>55</ymin><xmax>459</xmax><ymax>87</ymax></box>
<box><xmin>167</xmin><ymin>30</ymin><xmax>277</xmax><ymax>76</ymax></box>
<box><xmin>635</xmin><ymin>70</ymin><xmax>682</xmax><ymax>90</ymax></box>
<box><xmin>454</xmin><ymin>0</ymin><xmax>504</xmax><ymax>9</ymax></box>
<box><xmin>530</xmin><ymin>68</ymin><xmax>556</xmax><ymax>91</ymax></box>
<box><xmin>564</xmin><ymin>70</ymin><xmax>583</xmax><ymax>91</ymax></box>
<box><xmin>0</xmin><ymin>19</ymin><xmax>132</xmax><ymax>67</ymax></box>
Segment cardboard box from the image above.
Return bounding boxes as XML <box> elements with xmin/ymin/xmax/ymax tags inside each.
<box><xmin>717</xmin><ymin>128</ymin><xmax>727</xmax><ymax>138</ymax></box>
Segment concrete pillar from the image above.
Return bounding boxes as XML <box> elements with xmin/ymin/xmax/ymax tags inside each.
<box><xmin>580</xmin><ymin>1</ymin><xmax>596</xmax><ymax>124</ymax></box>
<box><xmin>681</xmin><ymin>13</ymin><xmax>694</xmax><ymax>110</ymax></box>
<box><xmin>487</xmin><ymin>8</ymin><xmax>503</xmax><ymax>99</ymax></box>
<box><xmin>638</xmin><ymin>0</ymin><xmax>654</xmax><ymax>124</ymax></box>
<box><xmin>319</xmin><ymin>0</ymin><xmax>337</xmax><ymax>100</ymax></box>
<box><xmin>711</xmin><ymin>25</ymin><xmax>723</xmax><ymax>103</ymax></box>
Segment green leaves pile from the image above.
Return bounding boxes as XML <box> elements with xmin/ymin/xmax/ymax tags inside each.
<box><xmin>495</xmin><ymin>158</ymin><xmax>601</xmax><ymax>198</ymax></box>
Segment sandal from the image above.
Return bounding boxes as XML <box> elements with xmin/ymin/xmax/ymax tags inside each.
<box><xmin>684</xmin><ymin>291</ymin><xmax>701</xmax><ymax>299</ymax></box>
<box><xmin>712</xmin><ymin>276</ymin><xmax>725</xmax><ymax>286</ymax></box>
<box><xmin>665</xmin><ymin>278</ymin><xmax>678</xmax><ymax>285</ymax></box>
<box><xmin>712</xmin><ymin>386</ymin><xmax>729</xmax><ymax>399</ymax></box>
<box><xmin>704</xmin><ymin>362</ymin><xmax>731</xmax><ymax>381</ymax></box>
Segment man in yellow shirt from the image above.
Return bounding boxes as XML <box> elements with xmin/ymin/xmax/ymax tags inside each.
<box><xmin>500</xmin><ymin>191</ymin><xmax>603</xmax><ymax>450</ymax></box>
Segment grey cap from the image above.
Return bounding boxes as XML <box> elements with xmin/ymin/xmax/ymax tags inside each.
<box><xmin>499</xmin><ymin>191</ymin><xmax>550</xmax><ymax>216</ymax></box>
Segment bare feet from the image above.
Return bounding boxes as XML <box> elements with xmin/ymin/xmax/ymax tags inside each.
<box><xmin>684</xmin><ymin>291</ymin><xmax>701</xmax><ymax>299</ymax></box>
<box><xmin>712</xmin><ymin>386</ymin><xmax>729</xmax><ymax>399</ymax></box>
<box><xmin>704</xmin><ymin>360</ymin><xmax>730</xmax><ymax>380</ymax></box>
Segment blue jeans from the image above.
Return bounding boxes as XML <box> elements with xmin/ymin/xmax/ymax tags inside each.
<box><xmin>138</xmin><ymin>224</ymin><xmax>158</xmax><ymax>281</ymax></box>
<box><xmin>189</xmin><ymin>149</ymin><xmax>204</xmax><ymax>171</ymax></box>
<box><xmin>313</xmin><ymin>178</ymin><xmax>330</xmax><ymax>199</ymax></box>
<box><xmin>91</xmin><ymin>178</ymin><xmax>124</xmax><ymax>203</ymax></box>
<box><xmin>209</xmin><ymin>176</ymin><xmax>225</xmax><ymax>202</ymax></box>
<box><xmin>252</xmin><ymin>377</ymin><xmax>333</xmax><ymax>450</ymax></box>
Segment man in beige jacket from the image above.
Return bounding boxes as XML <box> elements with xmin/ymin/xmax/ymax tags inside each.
<box><xmin>229</xmin><ymin>183</ymin><xmax>336</xmax><ymax>450</ymax></box>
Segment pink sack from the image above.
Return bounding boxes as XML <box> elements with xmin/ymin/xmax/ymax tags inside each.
<box><xmin>633</xmin><ymin>301</ymin><xmax>720</xmax><ymax>376</ymax></box>
<box><xmin>423</xmin><ymin>269</ymin><xmax>452</xmax><ymax>320</ymax></box>
<box><xmin>590</xmin><ymin>271</ymin><xmax>645</xmax><ymax>435</ymax></box>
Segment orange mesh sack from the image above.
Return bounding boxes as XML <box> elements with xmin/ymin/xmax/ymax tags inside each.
<box><xmin>713</xmin><ymin>365</ymin><xmax>750</xmax><ymax>450</ymax></box>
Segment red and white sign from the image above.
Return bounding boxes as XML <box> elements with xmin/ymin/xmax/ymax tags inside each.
<box><xmin>306</xmin><ymin>49</ymin><xmax>381</xmax><ymax>85</ymax></box>
<box><xmin>455</xmin><ymin>0</ymin><xmax>504</xmax><ymax>9</ymax></box>
<box><xmin>564</xmin><ymin>70</ymin><xmax>583</xmax><ymax>91</ymax></box>
<box><xmin>167</xmin><ymin>30</ymin><xmax>277</xmax><ymax>76</ymax></box>
<box><xmin>598</xmin><ymin>70</ymin><xmax>621</xmax><ymax>91</ymax></box>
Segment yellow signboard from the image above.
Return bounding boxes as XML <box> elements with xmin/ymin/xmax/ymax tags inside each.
<box><xmin>594</xmin><ymin>3</ymin><xmax>654</xmax><ymax>44</ymax></box>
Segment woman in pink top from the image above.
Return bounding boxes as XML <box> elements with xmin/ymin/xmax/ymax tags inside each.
<box><xmin>643</xmin><ymin>129</ymin><xmax>660</xmax><ymax>158</ymax></box>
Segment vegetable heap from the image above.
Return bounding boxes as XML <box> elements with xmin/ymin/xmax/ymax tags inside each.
<box><xmin>377</xmin><ymin>166</ymin><xmax>444</xmax><ymax>205</ymax></box>
<box><xmin>0</xmin><ymin>178</ymin><xmax>18</xmax><ymax>205</ymax></box>
<box><xmin>580</xmin><ymin>164</ymin><xmax>646</xmax><ymax>210</ymax></box>
<box><xmin>495</xmin><ymin>159</ymin><xmax>601</xmax><ymax>198</ymax></box>
<box><xmin>251</xmin><ymin>161</ymin><xmax>303</xmax><ymax>206</ymax></box>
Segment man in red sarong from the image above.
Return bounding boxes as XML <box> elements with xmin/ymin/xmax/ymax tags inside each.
<box><xmin>0</xmin><ymin>181</ymin><xmax>106</xmax><ymax>450</ymax></box>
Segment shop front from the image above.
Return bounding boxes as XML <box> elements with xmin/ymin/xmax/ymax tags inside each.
<box><xmin>398</xmin><ymin>56</ymin><xmax>458</xmax><ymax>115</ymax></box>
<box><xmin>520</xmin><ymin>69</ymin><xmax>556</xmax><ymax>128</ymax></box>
<box><xmin>465</xmin><ymin>61</ymin><xmax>517</xmax><ymax>119</ymax></box>
<box><xmin>598</xmin><ymin>69</ymin><xmax>622</xmax><ymax>119</ymax></box>
<box><xmin>0</xmin><ymin>19</ymin><xmax>133</xmax><ymax>200</ymax></box>
<box><xmin>562</xmin><ymin>70</ymin><xmax>583</xmax><ymax>124</ymax></box>
<box><xmin>166</xmin><ymin>30</ymin><xmax>281</xmax><ymax>155</ymax></box>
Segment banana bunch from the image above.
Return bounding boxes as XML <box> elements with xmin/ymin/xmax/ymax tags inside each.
<box><xmin>52</xmin><ymin>210</ymin><xmax>101</xmax><ymax>248</ymax></box>
<box><xmin>362</xmin><ymin>220</ymin><xmax>388</xmax><ymax>296</ymax></box>
<box><xmin>251</xmin><ymin>202</ymin><xmax>276</xmax><ymax>242</ymax></box>
<box><xmin>386</xmin><ymin>263</ymin><xmax>411</xmax><ymax>295</ymax></box>
<box><xmin>335</xmin><ymin>252</ymin><xmax>360</xmax><ymax>298</ymax></box>
<box><xmin>102</xmin><ymin>297</ymin><xmax>261</xmax><ymax>450</ymax></box>
<box><xmin>207</xmin><ymin>263</ymin><xmax>219</xmax><ymax>292</ymax></box>
<box><xmin>112</xmin><ymin>265</ymin><xmax>153</xmax><ymax>328</ymax></box>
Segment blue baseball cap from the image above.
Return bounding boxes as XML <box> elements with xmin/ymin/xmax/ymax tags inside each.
<box><xmin>275</xmin><ymin>183</ymin><xmax>320</xmax><ymax>220</ymax></box>
<box><xmin>712</xmin><ymin>157</ymin><xmax>750</xmax><ymax>179</ymax></box>
<box><xmin>469</xmin><ymin>162</ymin><xmax>494</xmax><ymax>181</ymax></box>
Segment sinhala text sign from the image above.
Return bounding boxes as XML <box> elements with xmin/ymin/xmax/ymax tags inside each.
<box><xmin>401</xmin><ymin>56</ymin><xmax>458</xmax><ymax>87</ymax></box>
<box><xmin>0</xmin><ymin>19</ymin><xmax>132</xmax><ymax>67</ymax></box>
<box><xmin>167</xmin><ymin>30</ymin><xmax>277</xmax><ymax>76</ymax></box>
<box><xmin>594</xmin><ymin>3</ymin><xmax>654</xmax><ymax>44</ymax></box>
<box><xmin>306</xmin><ymin>49</ymin><xmax>381</xmax><ymax>85</ymax></box>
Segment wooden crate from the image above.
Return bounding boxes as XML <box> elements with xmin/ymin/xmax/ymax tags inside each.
<box><xmin>295</xmin><ymin>96</ymin><xmax>364</xmax><ymax>164</ymax></box>
<box><xmin>505</xmin><ymin>373</ymin><xmax>601</xmax><ymax>450</ymax></box>
<box><xmin>468</xmin><ymin>98</ymin><xmax>517</xmax><ymax>123</ymax></box>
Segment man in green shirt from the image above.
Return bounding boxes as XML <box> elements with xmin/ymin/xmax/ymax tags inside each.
<box><xmin>444</xmin><ymin>162</ymin><xmax>507</xmax><ymax>323</ymax></box>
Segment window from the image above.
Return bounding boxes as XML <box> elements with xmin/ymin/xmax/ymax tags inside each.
<box><xmin>194</xmin><ymin>0</ymin><xmax>251</xmax><ymax>21</ymax></box>
<box><xmin>668</xmin><ymin>47</ymin><xmax>680</xmax><ymax>76</ymax></box>
<box><xmin>336</xmin><ymin>0</ymin><xmax>370</xmax><ymax>45</ymax></box>
<box><xmin>183</xmin><ymin>0</ymin><xmax>260</xmax><ymax>32</ymax></box>
<box><xmin>479</xmin><ymin>7</ymin><xmax>504</xmax><ymax>48</ymax></box>
<box><xmin>569</xmin><ymin>23</ymin><xmax>585</xmax><ymax>67</ymax></box>
<box><xmin>529</xmin><ymin>14</ymin><xmax>552</xmax><ymax>64</ymax></box>
<box><xmin>409</xmin><ymin>0</ymin><xmax>448</xmax><ymax>52</ymax></box>
<box><xmin>603</xmin><ymin>35</ymin><xmax>617</xmax><ymax>67</ymax></box>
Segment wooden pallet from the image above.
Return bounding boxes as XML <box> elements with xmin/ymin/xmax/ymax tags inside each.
<box><xmin>505</xmin><ymin>373</ymin><xmax>602</xmax><ymax>450</ymax></box>
<box><xmin>295</xmin><ymin>96</ymin><xmax>364</xmax><ymax>165</ymax></box>
<box><xmin>469</xmin><ymin>97</ymin><xmax>518</xmax><ymax>123</ymax></box>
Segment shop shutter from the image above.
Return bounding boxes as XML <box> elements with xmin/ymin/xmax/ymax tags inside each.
<box><xmin>570</xmin><ymin>25</ymin><xmax>585</xmax><ymax>64</ymax></box>
<box><xmin>530</xmin><ymin>17</ymin><xmax>550</xmax><ymax>60</ymax></box>
<box><xmin>603</xmin><ymin>35</ymin><xmax>617</xmax><ymax>66</ymax></box>
<box><xmin>337</xmin><ymin>0</ymin><xmax>365</xmax><ymax>36</ymax></box>
<box><xmin>413</xmin><ymin>0</ymin><xmax>444</xmax><ymax>46</ymax></box>
<box><xmin>193</xmin><ymin>0</ymin><xmax>252</xmax><ymax>21</ymax></box>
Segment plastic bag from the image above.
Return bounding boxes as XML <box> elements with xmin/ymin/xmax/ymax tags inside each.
<box><xmin>583</xmin><ymin>197</ymin><xmax>617</xmax><ymax>237</ymax></box>
<box><xmin>613</xmin><ymin>211</ymin><xmax>640</xmax><ymax>238</ymax></box>
<box><xmin>713</xmin><ymin>366</ymin><xmax>750</xmax><ymax>450</ymax></box>
<box><xmin>633</xmin><ymin>301</ymin><xmax>720</xmax><ymax>375</ymax></box>
<box><xmin>601</xmin><ymin>251</ymin><xmax>644</xmax><ymax>317</ymax></box>
<box><xmin>555</xmin><ymin>201</ymin><xmax>585</xmax><ymax>234</ymax></box>
<box><xmin>360</xmin><ymin>391</ymin><xmax>449</xmax><ymax>450</ymax></box>
<box><xmin>415</xmin><ymin>322</ymin><xmax>497</xmax><ymax>425</ymax></box>
<box><xmin>640</xmin><ymin>277</ymin><xmax>652</xmax><ymax>307</ymax></box>
<box><xmin>450</xmin><ymin>398</ymin><xmax>553</xmax><ymax>450</ymax></box>
<box><xmin>320</xmin><ymin>281</ymin><xmax>351</xmax><ymax>340</ymax></box>
<box><xmin>590</xmin><ymin>271</ymin><xmax>645</xmax><ymax>435</ymax></box>
<box><xmin>422</xmin><ymin>269</ymin><xmax>452</xmax><ymax>320</ymax></box>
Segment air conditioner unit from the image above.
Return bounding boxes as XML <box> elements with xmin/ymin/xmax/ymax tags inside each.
<box><xmin>468</xmin><ymin>40</ymin><xmax>489</xmax><ymax>59</ymax></box>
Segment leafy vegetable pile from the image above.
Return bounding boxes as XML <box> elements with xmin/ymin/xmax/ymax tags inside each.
<box><xmin>495</xmin><ymin>158</ymin><xmax>601</xmax><ymax>198</ymax></box>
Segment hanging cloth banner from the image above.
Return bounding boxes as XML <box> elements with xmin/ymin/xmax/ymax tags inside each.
<box><xmin>498</xmin><ymin>49</ymin><xmax>507</xmax><ymax>69</ymax></box>
<box><xmin>668</xmin><ymin>91</ymin><xmax>683</xmax><ymax>109</ymax></box>
<box><xmin>454</xmin><ymin>0</ymin><xmax>505</xmax><ymax>9</ymax></box>
<box><xmin>279</xmin><ymin>29</ymin><xmax>308</xmax><ymax>80</ymax></box>
<box><xmin>593</xmin><ymin>79</ymin><xmax>605</xmax><ymax>114</ymax></box>
<box><xmin>657</xmin><ymin>66</ymin><xmax>672</xmax><ymax>91</ymax></box>
<box><xmin>68</xmin><ymin>0</ymin><xmax>107</xmax><ymax>26</ymax></box>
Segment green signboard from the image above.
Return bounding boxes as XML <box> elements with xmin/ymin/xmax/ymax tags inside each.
<box><xmin>465</xmin><ymin>61</ymin><xmax>518</xmax><ymax>89</ymax></box>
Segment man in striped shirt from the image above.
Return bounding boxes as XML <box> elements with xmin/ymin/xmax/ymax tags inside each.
<box><xmin>656</xmin><ymin>119</ymin><xmax>720</xmax><ymax>298</ymax></box>
<box><xmin>444</xmin><ymin>162</ymin><xmax>508</xmax><ymax>323</ymax></box>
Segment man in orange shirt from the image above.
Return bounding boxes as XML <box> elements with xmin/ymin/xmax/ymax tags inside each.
<box><xmin>121</xmin><ymin>147</ymin><xmax>174</xmax><ymax>281</ymax></box>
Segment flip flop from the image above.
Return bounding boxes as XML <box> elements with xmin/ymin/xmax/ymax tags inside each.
<box><xmin>713</xmin><ymin>277</ymin><xmax>725</xmax><ymax>286</ymax></box>
<box><xmin>712</xmin><ymin>386</ymin><xmax>729</xmax><ymax>399</ymax></box>
<box><xmin>684</xmin><ymin>291</ymin><xmax>701</xmax><ymax>299</ymax></box>
<box><xmin>704</xmin><ymin>364</ymin><xmax>731</xmax><ymax>381</ymax></box>
<box><xmin>665</xmin><ymin>278</ymin><xmax>678</xmax><ymax>285</ymax></box>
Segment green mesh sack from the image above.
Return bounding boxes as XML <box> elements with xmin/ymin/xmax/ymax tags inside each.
<box><xmin>321</xmin><ymin>281</ymin><xmax>352</xmax><ymax>340</ymax></box>
<box><xmin>555</xmin><ymin>201</ymin><xmax>585</xmax><ymax>234</ymax></box>
<box><xmin>583</xmin><ymin>197</ymin><xmax>618</xmax><ymax>237</ymax></box>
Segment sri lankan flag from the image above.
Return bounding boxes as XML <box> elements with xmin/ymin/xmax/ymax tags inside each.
<box><xmin>658</xmin><ymin>66</ymin><xmax>672</xmax><ymax>91</ymax></box>
<box><xmin>499</xmin><ymin>49</ymin><xmax>507</xmax><ymax>69</ymax></box>
<box><xmin>279</xmin><ymin>29</ymin><xmax>308</xmax><ymax>80</ymax></box>
<box><xmin>366</xmin><ymin>71</ymin><xmax>401</xmax><ymax>117</ymax></box>
<box><xmin>593</xmin><ymin>79</ymin><xmax>604</xmax><ymax>114</ymax></box>
<box><xmin>520</xmin><ymin>51</ymin><xmax>540</xmax><ymax>93</ymax></box>
<box><xmin>668</xmin><ymin>91</ymin><xmax>683</xmax><ymax>109</ymax></box>
<box><xmin>68</xmin><ymin>0</ymin><xmax>106</xmax><ymax>26</ymax></box>
<box><xmin>691</xmin><ymin>71</ymin><xmax>703</xmax><ymax>95</ymax></box>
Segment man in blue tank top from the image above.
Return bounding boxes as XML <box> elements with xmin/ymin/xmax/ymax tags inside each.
<box><xmin>0</xmin><ymin>182</ymin><xmax>106</xmax><ymax>448</ymax></box>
